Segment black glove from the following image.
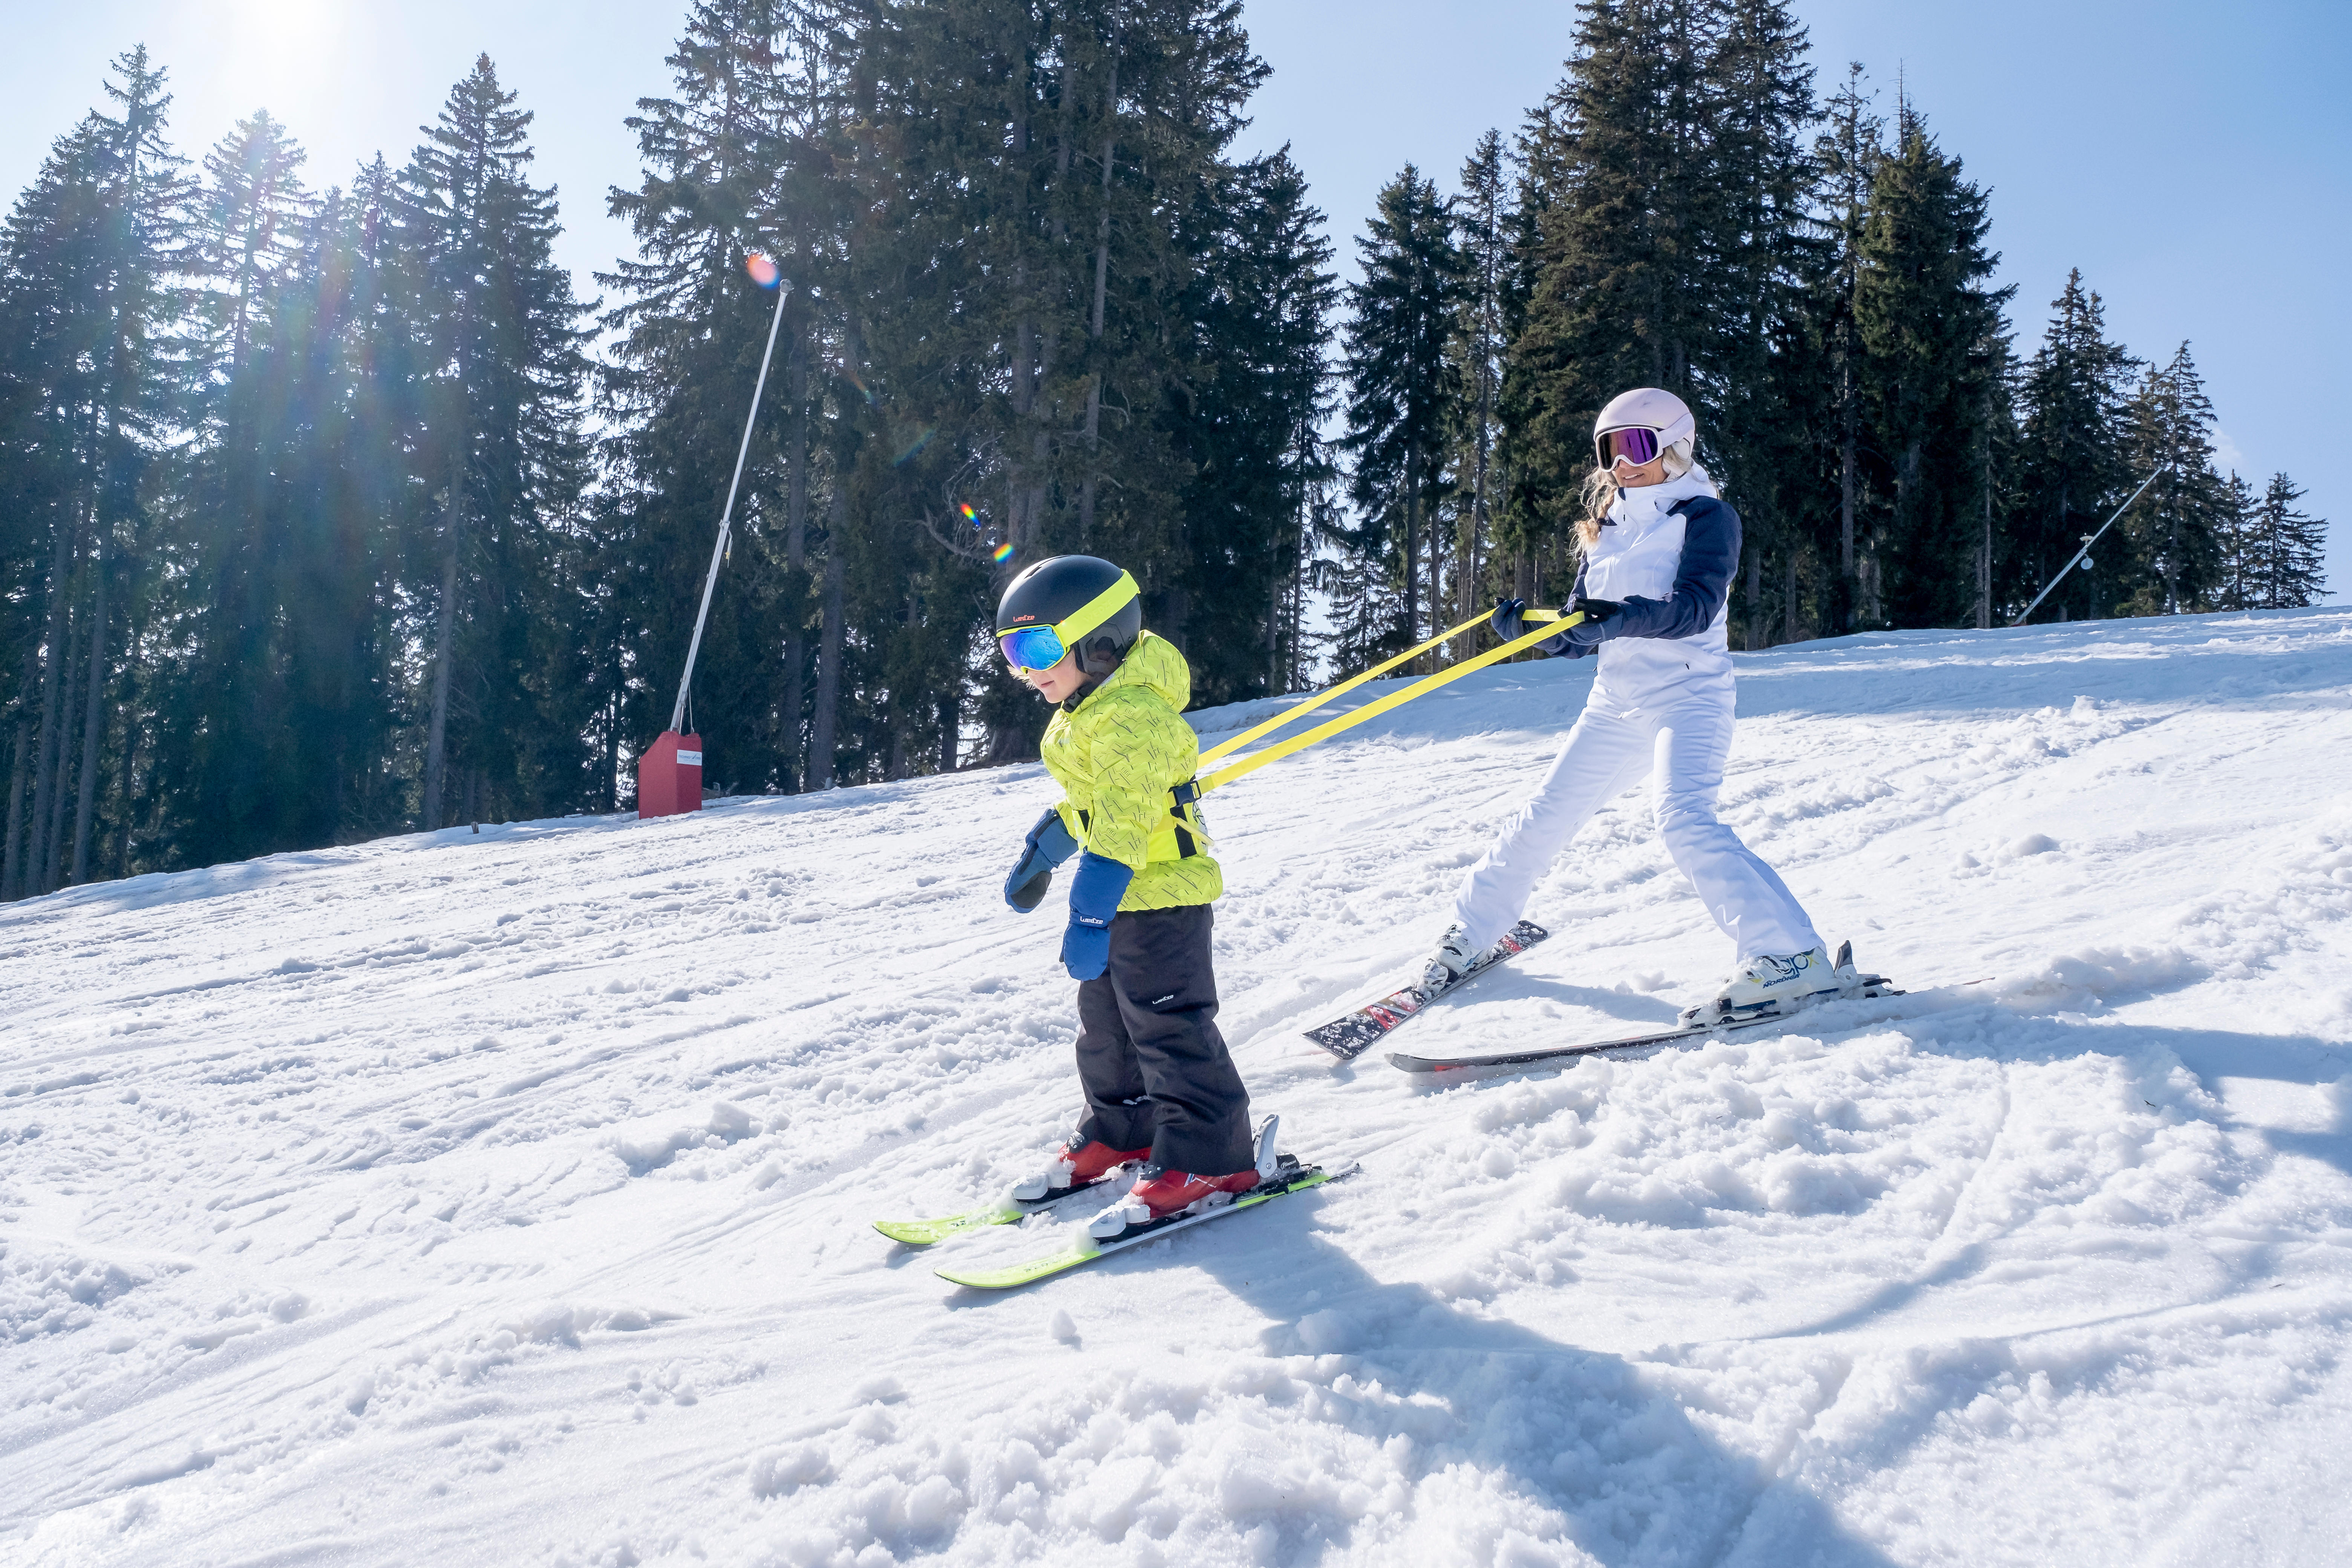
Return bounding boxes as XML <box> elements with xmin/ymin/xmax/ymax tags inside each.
<box><xmin>1494</xmin><ymin>596</ymin><xmax>1571</xmax><ymax>656</ymax></box>
<box><xmin>1004</xmin><ymin>808</ymin><xmax>1081</xmax><ymax>911</ymax></box>
<box><xmin>1561</xmin><ymin>596</ymin><xmax>1623</xmax><ymax>648</ymax></box>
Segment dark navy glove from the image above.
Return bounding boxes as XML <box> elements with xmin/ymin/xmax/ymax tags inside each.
<box><xmin>1492</xmin><ymin>596</ymin><xmax>1571</xmax><ymax>656</ymax></box>
<box><xmin>1060</xmin><ymin>851</ymin><xmax>1133</xmax><ymax>981</ymax></box>
<box><xmin>1005</xmin><ymin>808</ymin><xmax>1081</xmax><ymax>911</ymax></box>
<box><xmin>1560</xmin><ymin>597</ymin><xmax>1624</xmax><ymax>649</ymax></box>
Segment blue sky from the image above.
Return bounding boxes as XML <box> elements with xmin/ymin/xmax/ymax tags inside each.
<box><xmin>9</xmin><ymin>1</ymin><xmax>2346</xmax><ymax>596</ymax></box>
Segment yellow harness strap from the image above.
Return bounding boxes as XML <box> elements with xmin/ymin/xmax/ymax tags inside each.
<box><xmin>1193</xmin><ymin>609</ymin><xmax>1586</xmax><ymax>797</ymax></box>
<box><xmin>1198</xmin><ymin>609</ymin><xmax>1492</xmax><ymax>766</ymax></box>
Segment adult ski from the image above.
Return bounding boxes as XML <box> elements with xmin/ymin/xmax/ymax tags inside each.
<box><xmin>873</xmin><ymin>1170</ymin><xmax>1133</xmax><ymax>1246</ymax></box>
<box><xmin>1389</xmin><ymin>948</ymin><xmax>1905</xmax><ymax>1076</ymax></box>
<box><xmin>1304</xmin><ymin>919</ymin><xmax>1550</xmax><ymax>1061</ymax></box>
<box><xmin>935</xmin><ymin>1154</ymin><xmax>1352</xmax><ymax>1290</ymax></box>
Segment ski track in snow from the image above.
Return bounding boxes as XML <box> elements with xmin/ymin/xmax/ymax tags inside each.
<box><xmin>4</xmin><ymin>609</ymin><xmax>2351</xmax><ymax>1567</ymax></box>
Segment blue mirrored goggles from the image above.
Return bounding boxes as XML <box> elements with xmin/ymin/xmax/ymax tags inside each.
<box><xmin>997</xmin><ymin>624</ymin><xmax>1069</xmax><ymax>674</ymax></box>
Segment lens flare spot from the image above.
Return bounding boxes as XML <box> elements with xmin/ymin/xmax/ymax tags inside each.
<box><xmin>744</xmin><ymin>250</ymin><xmax>781</xmax><ymax>288</ymax></box>
<box><xmin>991</xmin><ymin>541</ymin><xmax>1015</xmax><ymax>564</ymax></box>
<box><xmin>959</xmin><ymin>502</ymin><xmax>978</xmax><ymax>525</ymax></box>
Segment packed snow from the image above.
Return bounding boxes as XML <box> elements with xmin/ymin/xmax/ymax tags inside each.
<box><xmin>5</xmin><ymin>608</ymin><xmax>2351</xmax><ymax>1567</ymax></box>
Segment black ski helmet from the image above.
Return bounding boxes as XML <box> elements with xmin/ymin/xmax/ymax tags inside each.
<box><xmin>994</xmin><ymin>555</ymin><xmax>1142</xmax><ymax>677</ymax></box>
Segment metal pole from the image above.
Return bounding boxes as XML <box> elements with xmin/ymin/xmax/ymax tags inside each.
<box><xmin>671</xmin><ymin>277</ymin><xmax>791</xmax><ymax>732</ymax></box>
<box><xmin>2009</xmin><ymin>464</ymin><xmax>2167</xmax><ymax>628</ymax></box>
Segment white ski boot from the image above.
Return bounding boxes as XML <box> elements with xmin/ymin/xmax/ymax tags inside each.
<box><xmin>1421</xmin><ymin>925</ymin><xmax>1481</xmax><ymax>992</ymax></box>
<box><xmin>1679</xmin><ymin>945</ymin><xmax>1839</xmax><ymax>1027</ymax></box>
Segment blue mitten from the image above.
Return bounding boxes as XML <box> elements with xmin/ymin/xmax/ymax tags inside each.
<box><xmin>1060</xmin><ymin>851</ymin><xmax>1133</xmax><ymax>981</ymax></box>
<box><xmin>1004</xmin><ymin>808</ymin><xmax>1081</xmax><ymax>911</ymax></box>
<box><xmin>1493</xmin><ymin>596</ymin><xmax>1572</xmax><ymax>656</ymax></box>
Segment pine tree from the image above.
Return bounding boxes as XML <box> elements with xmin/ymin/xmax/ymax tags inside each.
<box><xmin>1811</xmin><ymin>61</ymin><xmax>1881</xmax><ymax>627</ymax></box>
<box><xmin>2121</xmin><ymin>342</ymin><xmax>2230</xmax><ymax>614</ymax></box>
<box><xmin>0</xmin><ymin>47</ymin><xmax>190</xmax><ymax>898</ymax></box>
<box><xmin>1340</xmin><ymin>164</ymin><xmax>1465</xmax><ymax>663</ymax></box>
<box><xmin>2009</xmin><ymin>270</ymin><xmax>2136</xmax><ymax>621</ymax></box>
<box><xmin>1853</xmin><ymin>101</ymin><xmax>2009</xmax><ymax>628</ymax></box>
<box><xmin>397</xmin><ymin>55</ymin><xmax>593</xmax><ymax>829</ymax></box>
<box><xmin>1504</xmin><ymin>0</ymin><xmax>1718</xmax><ymax>565</ymax></box>
<box><xmin>2215</xmin><ymin>470</ymin><xmax>2260</xmax><ymax>610</ymax></box>
<box><xmin>1703</xmin><ymin>0</ymin><xmax>1821</xmax><ymax>645</ymax></box>
<box><xmin>1168</xmin><ymin>147</ymin><xmax>1337</xmax><ymax>703</ymax></box>
<box><xmin>1448</xmin><ymin>129</ymin><xmax>1510</xmax><ymax>627</ymax></box>
<box><xmin>159</xmin><ymin>111</ymin><xmax>320</xmax><ymax>867</ymax></box>
<box><xmin>2252</xmin><ymin>473</ymin><xmax>2327</xmax><ymax>608</ymax></box>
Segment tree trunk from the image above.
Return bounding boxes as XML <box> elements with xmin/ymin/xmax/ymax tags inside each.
<box><xmin>1978</xmin><ymin>475</ymin><xmax>1993</xmax><ymax>630</ymax></box>
<box><xmin>2</xmin><ymin>719</ymin><xmax>27</xmax><ymax>901</ymax></box>
<box><xmin>937</xmin><ymin>687</ymin><xmax>960</xmax><ymax>775</ymax></box>
<box><xmin>111</xmin><ymin>602</ymin><xmax>144</xmax><ymax>874</ymax></box>
<box><xmin>1403</xmin><ymin>463</ymin><xmax>1421</xmax><ymax>667</ymax></box>
<box><xmin>422</xmin><ymin>513</ymin><xmax>462</xmax><ymax>831</ymax></box>
<box><xmin>807</xmin><ymin>484</ymin><xmax>845</xmax><ymax>790</ymax></box>
<box><xmin>1745</xmin><ymin>543</ymin><xmax>1764</xmax><ymax>650</ymax></box>
<box><xmin>779</xmin><ymin>324</ymin><xmax>808</xmax><ymax>791</ymax></box>
<box><xmin>43</xmin><ymin>602</ymin><xmax>82</xmax><ymax>894</ymax></box>
<box><xmin>1078</xmin><ymin>54</ymin><xmax>1118</xmax><ymax>538</ymax></box>
<box><xmin>26</xmin><ymin>522</ymin><xmax>74</xmax><ymax>894</ymax></box>
<box><xmin>1427</xmin><ymin>479</ymin><xmax>1442</xmax><ymax>658</ymax></box>
<box><xmin>70</xmin><ymin>536</ymin><xmax>107</xmax><ymax>884</ymax></box>
<box><xmin>1782</xmin><ymin>547</ymin><xmax>1798</xmax><ymax>643</ymax></box>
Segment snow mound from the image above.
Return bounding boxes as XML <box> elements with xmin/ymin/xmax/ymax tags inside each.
<box><xmin>5</xmin><ymin>608</ymin><xmax>2352</xmax><ymax>1565</ymax></box>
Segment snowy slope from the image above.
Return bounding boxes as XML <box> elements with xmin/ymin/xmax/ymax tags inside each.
<box><xmin>4</xmin><ymin>608</ymin><xmax>2351</xmax><ymax>1568</ymax></box>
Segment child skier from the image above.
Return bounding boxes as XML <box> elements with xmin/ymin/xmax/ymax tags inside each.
<box><xmin>1426</xmin><ymin>387</ymin><xmax>1850</xmax><ymax>1024</ymax></box>
<box><xmin>994</xmin><ymin>555</ymin><xmax>1262</xmax><ymax>1237</ymax></box>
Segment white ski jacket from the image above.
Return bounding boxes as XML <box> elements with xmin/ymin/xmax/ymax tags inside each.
<box><xmin>1565</xmin><ymin>462</ymin><xmax>1740</xmax><ymax>698</ymax></box>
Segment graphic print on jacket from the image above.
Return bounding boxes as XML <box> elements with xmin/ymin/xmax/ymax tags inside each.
<box><xmin>1570</xmin><ymin>462</ymin><xmax>1741</xmax><ymax>696</ymax></box>
<box><xmin>1039</xmin><ymin>631</ymin><xmax>1223</xmax><ymax>911</ymax></box>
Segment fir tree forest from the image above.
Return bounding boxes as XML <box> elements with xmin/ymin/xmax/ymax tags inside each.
<box><xmin>0</xmin><ymin>0</ymin><xmax>2331</xmax><ymax>899</ymax></box>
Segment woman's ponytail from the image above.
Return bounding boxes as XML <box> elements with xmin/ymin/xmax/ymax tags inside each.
<box><xmin>1574</xmin><ymin>466</ymin><xmax>1615</xmax><ymax>554</ymax></box>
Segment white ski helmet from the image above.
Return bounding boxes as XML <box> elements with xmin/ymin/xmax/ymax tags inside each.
<box><xmin>1594</xmin><ymin>387</ymin><xmax>1697</xmax><ymax>476</ymax></box>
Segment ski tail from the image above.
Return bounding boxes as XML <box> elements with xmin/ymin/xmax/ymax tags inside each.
<box><xmin>1303</xmin><ymin>920</ymin><xmax>1550</xmax><ymax>1060</ymax></box>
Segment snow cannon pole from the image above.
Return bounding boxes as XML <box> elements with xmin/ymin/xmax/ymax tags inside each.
<box><xmin>1198</xmin><ymin>609</ymin><xmax>1492</xmax><ymax>767</ymax></box>
<box><xmin>640</xmin><ymin>268</ymin><xmax>789</xmax><ymax>821</ymax></box>
<box><xmin>671</xmin><ymin>279</ymin><xmax>790</xmax><ymax>734</ymax></box>
<box><xmin>1193</xmin><ymin>611</ymin><xmax>1586</xmax><ymax>797</ymax></box>
<box><xmin>2010</xmin><ymin>463</ymin><xmax>2167</xmax><ymax>628</ymax></box>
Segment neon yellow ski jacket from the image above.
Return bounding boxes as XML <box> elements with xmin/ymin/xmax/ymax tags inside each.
<box><xmin>1040</xmin><ymin>631</ymin><xmax>1223</xmax><ymax>911</ymax></box>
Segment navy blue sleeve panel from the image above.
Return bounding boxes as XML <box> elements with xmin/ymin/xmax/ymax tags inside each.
<box><xmin>1604</xmin><ymin>496</ymin><xmax>1742</xmax><ymax>644</ymax></box>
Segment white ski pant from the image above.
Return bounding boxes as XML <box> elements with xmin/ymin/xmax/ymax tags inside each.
<box><xmin>1450</xmin><ymin>683</ymin><xmax>1821</xmax><ymax>962</ymax></box>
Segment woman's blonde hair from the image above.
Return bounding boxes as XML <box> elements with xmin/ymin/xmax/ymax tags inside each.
<box><xmin>1574</xmin><ymin>467</ymin><xmax>1617</xmax><ymax>553</ymax></box>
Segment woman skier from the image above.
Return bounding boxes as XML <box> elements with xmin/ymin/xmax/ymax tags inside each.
<box><xmin>994</xmin><ymin>555</ymin><xmax>1264</xmax><ymax>1237</ymax></box>
<box><xmin>1424</xmin><ymin>387</ymin><xmax>1847</xmax><ymax>1025</ymax></box>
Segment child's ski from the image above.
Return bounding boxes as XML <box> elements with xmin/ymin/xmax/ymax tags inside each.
<box><xmin>1303</xmin><ymin>920</ymin><xmax>1549</xmax><ymax>1060</ymax></box>
<box><xmin>873</xmin><ymin>1170</ymin><xmax>1132</xmax><ymax>1246</ymax></box>
<box><xmin>934</xmin><ymin>1155</ymin><xmax>1351</xmax><ymax>1290</ymax></box>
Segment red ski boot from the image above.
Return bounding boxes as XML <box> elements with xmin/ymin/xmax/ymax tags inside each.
<box><xmin>1009</xmin><ymin>1136</ymin><xmax>1150</xmax><ymax>1202</ymax></box>
<box><xmin>1087</xmin><ymin>1166</ymin><xmax>1260</xmax><ymax>1238</ymax></box>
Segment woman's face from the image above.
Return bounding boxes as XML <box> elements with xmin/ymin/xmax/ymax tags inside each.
<box><xmin>1024</xmin><ymin>648</ymin><xmax>1087</xmax><ymax>702</ymax></box>
<box><xmin>1612</xmin><ymin>453</ymin><xmax>1669</xmax><ymax>488</ymax></box>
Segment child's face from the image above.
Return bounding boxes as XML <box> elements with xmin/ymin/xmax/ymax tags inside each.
<box><xmin>1024</xmin><ymin>649</ymin><xmax>1086</xmax><ymax>703</ymax></box>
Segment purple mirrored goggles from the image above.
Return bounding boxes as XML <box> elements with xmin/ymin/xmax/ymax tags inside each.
<box><xmin>1595</xmin><ymin>426</ymin><xmax>1662</xmax><ymax>470</ymax></box>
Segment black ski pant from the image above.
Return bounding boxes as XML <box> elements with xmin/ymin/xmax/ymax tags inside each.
<box><xmin>1073</xmin><ymin>903</ymin><xmax>1254</xmax><ymax>1177</ymax></box>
